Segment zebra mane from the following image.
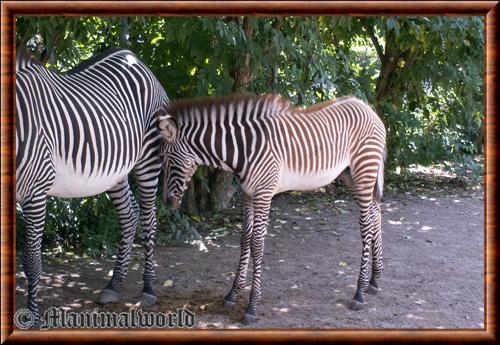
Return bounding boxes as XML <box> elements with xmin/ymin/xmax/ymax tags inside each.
<box><xmin>166</xmin><ymin>93</ymin><xmax>293</xmax><ymax>120</ymax></box>
<box><xmin>303</xmin><ymin>95</ymin><xmax>356</xmax><ymax>111</ymax></box>
<box><xmin>67</xmin><ymin>47</ymin><xmax>129</xmax><ymax>74</ymax></box>
<box><xmin>166</xmin><ymin>93</ymin><xmax>360</xmax><ymax>121</ymax></box>
<box><xmin>16</xmin><ymin>45</ymin><xmax>132</xmax><ymax>74</ymax></box>
<box><xmin>16</xmin><ymin>44</ymin><xmax>43</xmax><ymax>71</ymax></box>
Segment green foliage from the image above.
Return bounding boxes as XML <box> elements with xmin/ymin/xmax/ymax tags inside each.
<box><xmin>17</xmin><ymin>194</ymin><xmax>120</xmax><ymax>257</ymax></box>
<box><xmin>15</xmin><ymin>15</ymin><xmax>484</xmax><ymax>255</ymax></box>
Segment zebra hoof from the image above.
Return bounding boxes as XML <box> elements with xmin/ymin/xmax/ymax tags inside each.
<box><xmin>350</xmin><ymin>299</ymin><xmax>365</xmax><ymax>311</ymax></box>
<box><xmin>223</xmin><ymin>298</ymin><xmax>236</xmax><ymax>307</ymax></box>
<box><xmin>367</xmin><ymin>284</ymin><xmax>379</xmax><ymax>295</ymax></box>
<box><xmin>241</xmin><ymin>313</ymin><xmax>257</xmax><ymax>325</ymax></box>
<box><xmin>97</xmin><ymin>288</ymin><xmax>121</xmax><ymax>304</ymax></box>
<box><xmin>138</xmin><ymin>292</ymin><xmax>158</xmax><ymax>307</ymax></box>
<box><xmin>223</xmin><ymin>294</ymin><xmax>236</xmax><ymax>307</ymax></box>
<box><xmin>223</xmin><ymin>291</ymin><xmax>237</xmax><ymax>307</ymax></box>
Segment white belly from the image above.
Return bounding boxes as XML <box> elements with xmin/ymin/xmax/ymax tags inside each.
<box><xmin>47</xmin><ymin>158</ymin><xmax>134</xmax><ymax>198</ymax></box>
<box><xmin>275</xmin><ymin>163</ymin><xmax>348</xmax><ymax>194</ymax></box>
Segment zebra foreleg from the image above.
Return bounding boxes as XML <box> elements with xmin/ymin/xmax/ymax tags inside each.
<box><xmin>98</xmin><ymin>180</ymin><xmax>140</xmax><ymax>304</ymax></box>
<box><xmin>224</xmin><ymin>194</ymin><xmax>254</xmax><ymax>307</ymax></box>
<box><xmin>136</xmin><ymin>169</ymin><xmax>161</xmax><ymax>306</ymax></box>
<box><xmin>21</xmin><ymin>191</ymin><xmax>48</xmax><ymax>326</ymax></box>
<box><xmin>242</xmin><ymin>196</ymin><xmax>271</xmax><ymax>324</ymax></box>
<box><xmin>368</xmin><ymin>201</ymin><xmax>383</xmax><ymax>294</ymax></box>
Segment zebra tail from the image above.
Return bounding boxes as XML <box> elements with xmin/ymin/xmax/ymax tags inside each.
<box><xmin>373</xmin><ymin>148</ymin><xmax>387</xmax><ymax>202</ymax></box>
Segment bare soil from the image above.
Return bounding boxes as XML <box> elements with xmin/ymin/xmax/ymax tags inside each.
<box><xmin>16</xmin><ymin>178</ymin><xmax>484</xmax><ymax>329</ymax></box>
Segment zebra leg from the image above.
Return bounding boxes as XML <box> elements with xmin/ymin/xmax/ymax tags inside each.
<box><xmin>351</xmin><ymin>204</ymin><xmax>374</xmax><ymax>310</ymax></box>
<box><xmin>21</xmin><ymin>191</ymin><xmax>48</xmax><ymax>325</ymax></box>
<box><xmin>242</xmin><ymin>195</ymin><xmax>272</xmax><ymax>324</ymax></box>
<box><xmin>134</xmin><ymin>157</ymin><xmax>161</xmax><ymax>307</ymax></box>
<box><xmin>368</xmin><ymin>201</ymin><xmax>383</xmax><ymax>295</ymax></box>
<box><xmin>98</xmin><ymin>179</ymin><xmax>140</xmax><ymax>304</ymax></box>
<box><xmin>224</xmin><ymin>194</ymin><xmax>254</xmax><ymax>307</ymax></box>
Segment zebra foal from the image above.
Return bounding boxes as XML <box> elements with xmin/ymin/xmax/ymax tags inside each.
<box><xmin>16</xmin><ymin>46</ymin><xmax>168</xmax><ymax>324</ymax></box>
<box><xmin>156</xmin><ymin>94</ymin><xmax>386</xmax><ymax>324</ymax></box>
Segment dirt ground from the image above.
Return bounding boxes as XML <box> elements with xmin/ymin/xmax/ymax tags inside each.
<box><xmin>16</xmin><ymin>177</ymin><xmax>484</xmax><ymax>329</ymax></box>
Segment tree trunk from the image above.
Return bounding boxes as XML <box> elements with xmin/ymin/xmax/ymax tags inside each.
<box><xmin>366</xmin><ymin>24</ymin><xmax>422</xmax><ymax>174</ymax></box>
<box><xmin>182</xmin><ymin>17</ymin><xmax>257</xmax><ymax>216</ymax></box>
<box><xmin>184</xmin><ymin>179</ymin><xmax>199</xmax><ymax>215</ymax></box>
<box><xmin>473</xmin><ymin>120</ymin><xmax>484</xmax><ymax>153</ymax></box>
<box><xmin>119</xmin><ymin>17</ymin><xmax>129</xmax><ymax>47</ymax></box>
<box><xmin>203</xmin><ymin>16</ymin><xmax>255</xmax><ymax>213</ymax></box>
<box><xmin>267</xmin><ymin>18</ymin><xmax>283</xmax><ymax>91</ymax></box>
<box><xmin>208</xmin><ymin>171</ymin><xmax>236</xmax><ymax>211</ymax></box>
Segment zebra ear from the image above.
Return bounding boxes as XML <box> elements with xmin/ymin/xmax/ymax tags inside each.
<box><xmin>158</xmin><ymin>115</ymin><xmax>177</xmax><ymax>142</ymax></box>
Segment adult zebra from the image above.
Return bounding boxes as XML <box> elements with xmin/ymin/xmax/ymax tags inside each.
<box><xmin>16</xmin><ymin>45</ymin><xmax>168</xmax><ymax>323</ymax></box>
<box><xmin>156</xmin><ymin>94</ymin><xmax>386</xmax><ymax>324</ymax></box>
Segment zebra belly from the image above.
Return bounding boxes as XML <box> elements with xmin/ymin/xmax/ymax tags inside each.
<box><xmin>275</xmin><ymin>163</ymin><xmax>348</xmax><ymax>194</ymax></box>
<box><xmin>47</xmin><ymin>159</ymin><xmax>134</xmax><ymax>198</ymax></box>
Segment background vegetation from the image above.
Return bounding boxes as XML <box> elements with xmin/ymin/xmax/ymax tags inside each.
<box><xmin>16</xmin><ymin>16</ymin><xmax>484</xmax><ymax>255</ymax></box>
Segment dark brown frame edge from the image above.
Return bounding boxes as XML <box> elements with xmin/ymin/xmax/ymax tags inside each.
<box><xmin>1</xmin><ymin>1</ymin><xmax>498</xmax><ymax>343</ymax></box>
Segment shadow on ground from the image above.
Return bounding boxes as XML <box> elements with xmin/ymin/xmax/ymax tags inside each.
<box><xmin>16</xmin><ymin>178</ymin><xmax>484</xmax><ymax>329</ymax></box>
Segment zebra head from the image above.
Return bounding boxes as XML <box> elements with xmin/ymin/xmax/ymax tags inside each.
<box><xmin>157</xmin><ymin>111</ymin><xmax>197</xmax><ymax>210</ymax></box>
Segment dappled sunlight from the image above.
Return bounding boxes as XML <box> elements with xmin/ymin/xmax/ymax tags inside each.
<box><xmin>272</xmin><ymin>307</ymin><xmax>290</xmax><ymax>313</ymax></box>
<box><xmin>197</xmin><ymin>321</ymin><xmax>227</xmax><ymax>329</ymax></box>
<box><xmin>414</xmin><ymin>299</ymin><xmax>427</xmax><ymax>305</ymax></box>
<box><xmin>191</xmin><ymin>239</ymin><xmax>208</xmax><ymax>252</ymax></box>
<box><xmin>406</xmin><ymin>163</ymin><xmax>477</xmax><ymax>180</ymax></box>
<box><xmin>15</xmin><ymin>161</ymin><xmax>483</xmax><ymax>329</ymax></box>
<box><xmin>406</xmin><ymin>313</ymin><xmax>425</xmax><ymax>320</ymax></box>
<box><xmin>385</xmin><ymin>203</ymin><xmax>400</xmax><ymax>213</ymax></box>
<box><xmin>419</xmin><ymin>225</ymin><xmax>433</xmax><ymax>232</ymax></box>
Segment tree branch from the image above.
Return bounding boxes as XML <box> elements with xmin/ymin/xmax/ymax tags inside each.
<box><xmin>364</xmin><ymin>24</ymin><xmax>384</xmax><ymax>61</ymax></box>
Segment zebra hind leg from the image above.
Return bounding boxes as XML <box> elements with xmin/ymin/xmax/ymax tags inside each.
<box><xmin>224</xmin><ymin>194</ymin><xmax>254</xmax><ymax>307</ymax></box>
<box><xmin>367</xmin><ymin>201</ymin><xmax>383</xmax><ymax>295</ymax></box>
<box><xmin>242</xmin><ymin>195</ymin><xmax>272</xmax><ymax>324</ymax></box>
<box><xmin>350</xmin><ymin>181</ymin><xmax>376</xmax><ymax>311</ymax></box>
<box><xmin>351</xmin><ymin>205</ymin><xmax>373</xmax><ymax>310</ymax></box>
<box><xmin>98</xmin><ymin>179</ymin><xmax>140</xmax><ymax>304</ymax></box>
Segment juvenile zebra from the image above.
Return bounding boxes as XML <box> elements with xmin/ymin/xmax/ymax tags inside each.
<box><xmin>156</xmin><ymin>94</ymin><xmax>386</xmax><ymax>324</ymax></box>
<box><xmin>16</xmin><ymin>46</ymin><xmax>168</xmax><ymax>323</ymax></box>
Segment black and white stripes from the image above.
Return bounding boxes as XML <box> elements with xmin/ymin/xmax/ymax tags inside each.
<box><xmin>157</xmin><ymin>93</ymin><xmax>386</xmax><ymax>323</ymax></box>
<box><xmin>16</xmin><ymin>46</ymin><xmax>168</xmax><ymax>323</ymax></box>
